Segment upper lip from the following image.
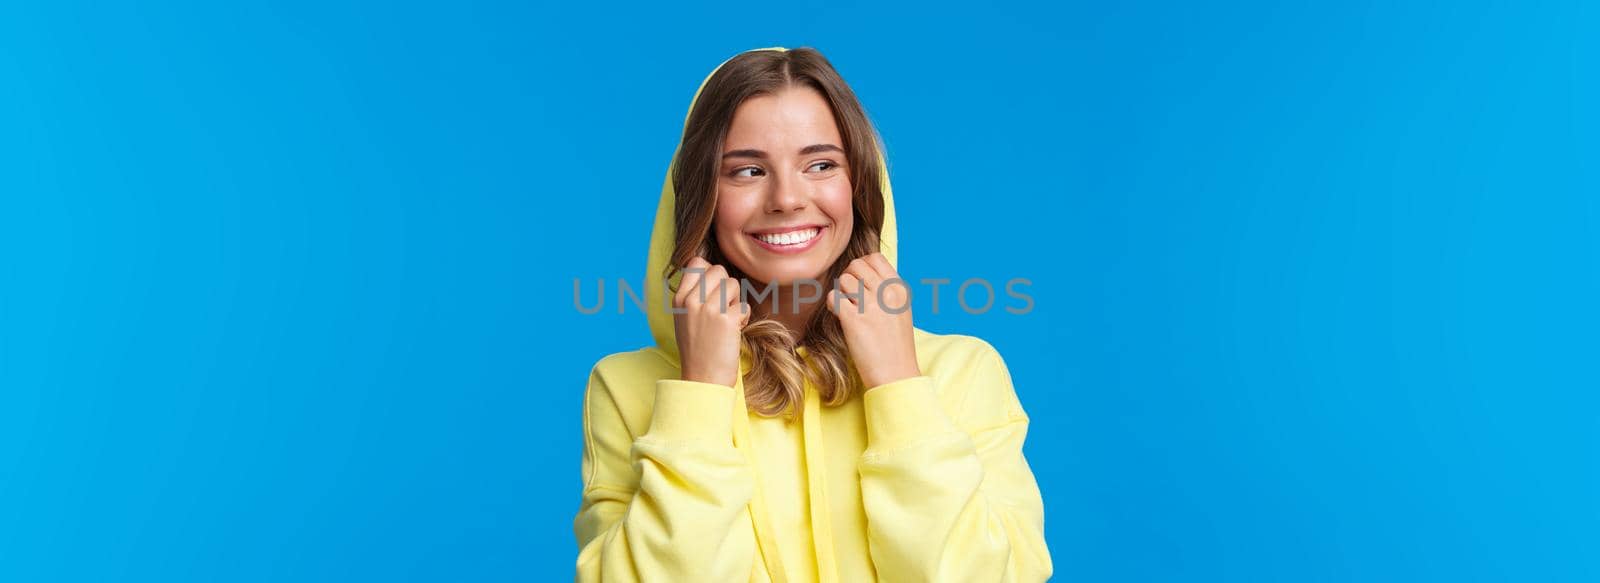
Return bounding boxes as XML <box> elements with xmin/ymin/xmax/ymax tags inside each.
<box><xmin>747</xmin><ymin>223</ymin><xmax>826</xmax><ymax>236</ymax></box>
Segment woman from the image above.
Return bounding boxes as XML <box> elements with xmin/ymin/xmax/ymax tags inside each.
<box><xmin>573</xmin><ymin>46</ymin><xmax>1053</xmax><ymax>582</ymax></box>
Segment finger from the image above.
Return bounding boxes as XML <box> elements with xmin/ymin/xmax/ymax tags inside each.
<box><xmin>837</xmin><ymin>272</ymin><xmax>862</xmax><ymax>293</ymax></box>
<box><xmin>864</xmin><ymin>252</ymin><xmax>896</xmax><ymax>279</ymax></box>
<box><xmin>846</xmin><ymin>258</ymin><xmax>881</xmax><ymax>292</ymax></box>
<box><xmin>723</xmin><ymin>277</ymin><xmax>744</xmax><ymax>307</ymax></box>
<box><xmin>711</xmin><ymin>276</ymin><xmax>741</xmax><ymax>315</ymax></box>
<box><xmin>694</xmin><ymin>265</ymin><xmax>728</xmax><ymax>307</ymax></box>
<box><xmin>834</xmin><ymin>274</ymin><xmax>863</xmax><ymax>314</ymax></box>
<box><xmin>826</xmin><ymin>289</ymin><xmax>854</xmax><ymax>316</ymax></box>
<box><xmin>688</xmin><ymin>264</ymin><xmax>726</xmax><ymax>305</ymax></box>
<box><xmin>676</xmin><ymin>262</ymin><xmax>708</xmax><ymax>306</ymax></box>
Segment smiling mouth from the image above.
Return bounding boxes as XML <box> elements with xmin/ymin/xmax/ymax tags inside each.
<box><xmin>753</xmin><ymin>227</ymin><xmax>821</xmax><ymax>245</ymax></box>
<box><xmin>748</xmin><ymin>225</ymin><xmax>826</xmax><ymax>253</ymax></box>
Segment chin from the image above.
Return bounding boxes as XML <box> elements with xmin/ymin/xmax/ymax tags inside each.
<box><xmin>748</xmin><ymin>270</ymin><xmax>821</xmax><ymax>288</ymax></box>
<box><xmin>727</xmin><ymin>242</ymin><xmax>844</xmax><ymax>288</ymax></box>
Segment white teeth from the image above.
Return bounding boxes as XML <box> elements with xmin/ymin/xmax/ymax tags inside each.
<box><xmin>756</xmin><ymin>227</ymin><xmax>820</xmax><ymax>246</ymax></box>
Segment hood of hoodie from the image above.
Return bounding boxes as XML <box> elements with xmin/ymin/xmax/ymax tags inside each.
<box><xmin>643</xmin><ymin>46</ymin><xmax>899</xmax><ymax>364</ymax></box>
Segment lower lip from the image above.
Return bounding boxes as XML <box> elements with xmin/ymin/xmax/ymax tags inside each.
<box><xmin>750</xmin><ymin>227</ymin><xmax>826</xmax><ymax>255</ymax></box>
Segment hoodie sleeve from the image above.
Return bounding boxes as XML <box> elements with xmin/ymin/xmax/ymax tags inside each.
<box><xmin>573</xmin><ymin>361</ymin><xmax>758</xmax><ymax>582</ymax></box>
<box><xmin>856</xmin><ymin>341</ymin><xmax>1053</xmax><ymax>583</ymax></box>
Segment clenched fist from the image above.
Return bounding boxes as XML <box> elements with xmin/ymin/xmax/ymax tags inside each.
<box><xmin>825</xmin><ymin>253</ymin><xmax>921</xmax><ymax>389</ymax></box>
<box><xmin>673</xmin><ymin>256</ymin><xmax>750</xmax><ymax>388</ymax></box>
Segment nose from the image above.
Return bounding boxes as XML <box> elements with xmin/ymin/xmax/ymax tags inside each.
<box><xmin>765</xmin><ymin>171</ymin><xmax>808</xmax><ymax>214</ymax></box>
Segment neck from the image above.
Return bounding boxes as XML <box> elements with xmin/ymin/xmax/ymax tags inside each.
<box><xmin>748</xmin><ymin>279</ymin><xmax>824</xmax><ymax>342</ymax></box>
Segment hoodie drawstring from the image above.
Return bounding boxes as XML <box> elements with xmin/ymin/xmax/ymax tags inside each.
<box><xmin>801</xmin><ymin>381</ymin><xmax>839</xmax><ymax>581</ymax></box>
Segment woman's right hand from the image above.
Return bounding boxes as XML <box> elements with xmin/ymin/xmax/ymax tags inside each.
<box><xmin>673</xmin><ymin>256</ymin><xmax>750</xmax><ymax>387</ymax></box>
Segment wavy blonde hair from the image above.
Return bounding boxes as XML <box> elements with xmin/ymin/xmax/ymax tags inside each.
<box><xmin>665</xmin><ymin>48</ymin><xmax>887</xmax><ymax>418</ymax></box>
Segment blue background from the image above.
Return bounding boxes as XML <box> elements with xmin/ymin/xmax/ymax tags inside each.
<box><xmin>3</xmin><ymin>1</ymin><xmax>1596</xmax><ymax>580</ymax></box>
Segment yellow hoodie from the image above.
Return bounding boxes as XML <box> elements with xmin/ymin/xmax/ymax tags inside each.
<box><xmin>573</xmin><ymin>47</ymin><xmax>1053</xmax><ymax>582</ymax></box>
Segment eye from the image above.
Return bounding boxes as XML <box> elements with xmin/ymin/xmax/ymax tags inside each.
<box><xmin>732</xmin><ymin>166</ymin><xmax>764</xmax><ymax>178</ymax></box>
<box><xmin>808</xmin><ymin>161</ymin><xmax>839</xmax><ymax>172</ymax></box>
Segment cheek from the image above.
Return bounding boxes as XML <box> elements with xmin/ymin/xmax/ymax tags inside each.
<box><xmin>818</xmin><ymin>182</ymin><xmax>854</xmax><ymax>231</ymax></box>
<box><xmin>714</xmin><ymin>189</ymin><xmax>758</xmax><ymax>243</ymax></box>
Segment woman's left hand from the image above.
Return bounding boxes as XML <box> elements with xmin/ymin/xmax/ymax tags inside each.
<box><xmin>826</xmin><ymin>252</ymin><xmax>922</xmax><ymax>389</ymax></box>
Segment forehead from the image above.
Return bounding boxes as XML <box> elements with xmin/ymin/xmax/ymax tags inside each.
<box><xmin>723</xmin><ymin>86</ymin><xmax>842</xmax><ymax>151</ymax></box>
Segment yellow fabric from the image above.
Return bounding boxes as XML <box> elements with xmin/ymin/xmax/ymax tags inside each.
<box><xmin>574</xmin><ymin>46</ymin><xmax>1053</xmax><ymax>582</ymax></box>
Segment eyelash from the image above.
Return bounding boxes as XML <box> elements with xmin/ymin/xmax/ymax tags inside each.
<box><xmin>731</xmin><ymin>161</ymin><xmax>839</xmax><ymax>178</ymax></box>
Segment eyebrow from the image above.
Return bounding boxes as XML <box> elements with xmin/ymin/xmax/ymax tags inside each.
<box><xmin>721</xmin><ymin>143</ymin><xmax>845</xmax><ymax>160</ymax></box>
